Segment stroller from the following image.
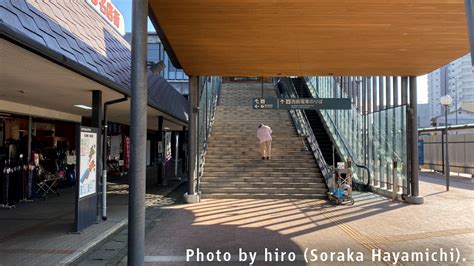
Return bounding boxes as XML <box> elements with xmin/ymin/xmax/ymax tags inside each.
<box><xmin>328</xmin><ymin>162</ymin><xmax>354</xmax><ymax>205</ymax></box>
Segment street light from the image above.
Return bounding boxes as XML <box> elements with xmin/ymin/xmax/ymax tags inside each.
<box><xmin>440</xmin><ymin>94</ymin><xmax>453</xmax><ymax>191</ymax></box>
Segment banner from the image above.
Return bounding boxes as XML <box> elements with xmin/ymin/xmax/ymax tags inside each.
<box><xmin>124</xmin><ymin>136</ymin><xmax>130</xmax><ymax>170</ymax></box>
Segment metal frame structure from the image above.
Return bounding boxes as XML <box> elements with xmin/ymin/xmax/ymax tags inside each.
<box><xmin>466</xmin><ymin>0</ymin><xmax>474</xmax><ymax>65</ymax></box>
<box><xmin>303</xmin><ymin>76</ymin><xmax>421</xmax><ymax>201</ymax></box>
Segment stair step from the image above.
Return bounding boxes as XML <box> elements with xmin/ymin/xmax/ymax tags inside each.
<box><xmin>202</xmin><ymin>176</ymin><xmax>323</xmax><ymax>181</ymax></box>
<box><xmin>201</xmin><ymin>187</ymin><xmax>328</xmax><ymax>194</ymax></box>
<box><xmin>201</xmin><ymin>193</ymin><xmax>328</xmax><ymax>199</ymax></box>
<box><xmin>200</xmin><ymin>82</ymin><xmax>327</xmax><ymax>200</ymax></box>
<box><xmin>200</xmin><ymin>181</ymin><xmax>327</xmax><ymax>188</ymax></box>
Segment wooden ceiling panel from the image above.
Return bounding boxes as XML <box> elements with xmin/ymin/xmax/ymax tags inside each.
<box><xmin>149</xmin><ymin>0</ymin><xmax>470</xmax><ymax>76</ymax></box>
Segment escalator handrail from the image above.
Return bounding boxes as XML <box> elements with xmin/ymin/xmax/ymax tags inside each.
<box><xmin>302</xmin><ymin>77</ymin><xmax>371</xmax><ymax>187</ymax></box>
<box><xmin>277</xmin><ymin>78</ymin><xmax>334</xmax><ymax>189</ymax></box>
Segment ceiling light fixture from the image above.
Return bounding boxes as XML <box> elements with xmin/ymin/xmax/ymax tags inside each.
<box><xmin>74</xmin><ymin>104</ymin><xmax>93</xmax><ymax>110</ymax></box>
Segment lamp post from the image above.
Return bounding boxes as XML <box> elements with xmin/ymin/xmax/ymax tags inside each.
<box><xmin>440</xmin><ymin>95</ymin><xmax>453</xmax><ymax>191</ymax></box>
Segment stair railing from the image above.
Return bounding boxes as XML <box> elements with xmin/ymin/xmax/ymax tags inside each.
<box><xmin>197</xmin><ymin>76</ymin><xmax>222</xmax><ymax>192</ymax></box>
<box><xmin>276</xmin><ymin>78</ymin><xmax>334</xmax><ymax>191</ymax></box>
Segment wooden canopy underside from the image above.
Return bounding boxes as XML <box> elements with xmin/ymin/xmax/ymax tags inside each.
<box><xmin>149</xmin><ymin>0</ymin><xmax>470</xmax><ymax>77</ymax></box>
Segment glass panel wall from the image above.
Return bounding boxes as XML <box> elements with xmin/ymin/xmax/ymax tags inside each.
<box><xmin>304</xmin><ymin>76</ymin><xmax>408</xmax><ymax>192</ymax></box>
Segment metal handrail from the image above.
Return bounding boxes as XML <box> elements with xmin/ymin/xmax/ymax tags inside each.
<box><xmin>303</xmin><ymin>77</ymin><xmax>371</xmax><ymax>186</ymax></box>
<box><xmin>198</xmin><ymin>77</ymin><xmax>221</xmax><ymax>181</ymax></box>
<box><xmin>277</xmin><ymin>78</ymin><xmax>334</xmax><ymax>189</ymax></box>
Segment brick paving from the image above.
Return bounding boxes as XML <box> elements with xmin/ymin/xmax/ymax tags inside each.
<box><xmin>2</xmin><ymin>169</ymin><xmax>472</xmax><ymax>265</ymax></box>
<box><xmin>139</xmin><ymin>173</ymin><xmax>473</xmax><ymax>265</ymax></box>
<box><xmin>0</xmin><ymin>166</ymin><xmax>184</xmax><ymax>266</ymax></box>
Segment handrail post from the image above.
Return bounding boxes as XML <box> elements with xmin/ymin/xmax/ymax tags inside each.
<box><xmin>392</xmin><ymin>161</ymin><xmax>398</xmax><ymax>201</ymax></box>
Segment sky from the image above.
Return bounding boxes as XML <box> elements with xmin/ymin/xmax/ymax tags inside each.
<box><xmin>113</xmin><ymin>0</ymin><xmax>430</xmax><ymax>104</ymax></box>
<box><xmin>114</xmin><ymin>0</ymin><xmax>155</xmax><ymax>32</ymax></box>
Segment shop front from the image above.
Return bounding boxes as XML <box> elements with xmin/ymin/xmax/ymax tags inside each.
<box><xmin>0</xmin><ymin>0</ymin><xmax>189</xmax><ymax>235</ymax></box>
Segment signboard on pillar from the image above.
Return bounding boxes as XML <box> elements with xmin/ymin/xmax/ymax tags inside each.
<box><xmin>75</xmin><ymin>126</ymin><xmax>98</xmax><ymax>232</ymax></box>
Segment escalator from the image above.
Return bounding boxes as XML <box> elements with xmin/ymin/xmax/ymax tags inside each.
<box><xmin>290</xmin><ymin>78</ymin><xmax>341</xmax><ymax>167</ymax></box>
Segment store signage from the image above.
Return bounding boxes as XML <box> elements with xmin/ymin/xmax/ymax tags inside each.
<box><xmin>252</xmin><ymin>98</ymin><xmax>351</xmax><ymax>110</ymax></box>
<box><xmin>79</xmin><ymin>128</ymin><xmax>97</xmax><ymax>198</ymax></box>
<box><xmin>86</xmin><ymin>0</ymin><xmax>125</xmax><ymax>35</ymax></box>
<box><xmin>124</xmin><ymin>136</ymin><xmax>130</xmax><ymax>170</ymax></box>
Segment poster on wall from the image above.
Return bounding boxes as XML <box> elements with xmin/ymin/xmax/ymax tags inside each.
<box><xmin>79</xmin><ymin>128</ymin><xmax>97</xmax><ymax>198</ymax></box>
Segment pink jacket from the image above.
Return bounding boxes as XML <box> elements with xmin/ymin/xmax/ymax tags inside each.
<box><xmin>257</xmin><ymin>125</ymin><xmax>272</xmax><ymax>143</ymax></box>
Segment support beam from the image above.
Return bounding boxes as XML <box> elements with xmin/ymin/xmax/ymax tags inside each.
<box><xmin>182</xmin><ymin>126</ymin><xmax>187</xmax><ymax>174</ymax></box>
<box><xmin>157</xmin><ymin>116</ymin><xmax>167</xmax><ymax>186</ymax></box>
<box><xmin>27</xmin><ymin>116</ymin><xmax>32</xmax><ymax>162</ymax></box>
<box><xmin>128</xmin><ymin>0</ymin><xmax>148</xmax><ymax>264</ymax></box>
<box><xmin>92</xmin><ymin>90</ymin><xmax>103</xmax><ymax>222</ymax></box>
<box><xmin>184</xmin><ymin>76</ymin><xmax>200</xmax><ymax>203</ymax></box>
<box><xmin>466</xmin><ymin>0</ymin><xmax>474</xmax><ymax>65</ymax></box>
<box><xmin>406</xmin><ymin>76</ymin><xmax>423</xmax><ymax>204</ymax></box>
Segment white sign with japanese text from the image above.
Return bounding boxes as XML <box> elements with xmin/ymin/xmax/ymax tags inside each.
<box><xmin>86</xmin><ymin>0</ymin><xmax>125</xmax><ymax>35</ymax></box>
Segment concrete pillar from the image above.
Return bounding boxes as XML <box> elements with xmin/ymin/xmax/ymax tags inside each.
<box><xmin>128</xmin><ymin>0</ymin><xmax>148</xmax><ymax>264</ymax></box>
<box><xmin>405</xmin><ymin>76</ymin><xmax>423</xmax><ymax>204</ymax></box>
<box><xmin>184</xmin><ymin>76</ymin><xmax>200</xmax><ymax>203</ymax></box>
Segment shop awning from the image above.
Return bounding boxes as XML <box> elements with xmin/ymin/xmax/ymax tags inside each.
<box><xmin>1</xmin><ymin>0</ymin><xmax>189</xmax><ymax>130</ymax></box>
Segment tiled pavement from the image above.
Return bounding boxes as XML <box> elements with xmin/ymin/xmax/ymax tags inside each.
<box><xmin>0</xmin><ymin>166</ymin><xmax>184</xmax><ymax>266</ymax></box>
<box><xmin>140</xmin><ymin>174</ymin><xmax>473</xmax><ymax>266</ymax></box>
<box><xmin>2</xmin><ymin>171</ymin><xmax>472</xmax><ymax>265</ymax></box>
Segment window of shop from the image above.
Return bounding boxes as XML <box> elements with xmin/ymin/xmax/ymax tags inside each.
<box><xmin>0</xmin><ymin>115</ymin><xmax>77</xmax><ymax>208</ymax></box>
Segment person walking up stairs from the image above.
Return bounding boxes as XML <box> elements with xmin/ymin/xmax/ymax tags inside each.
<box><xmin>200</xmin><ymin>81</ymin><xmax>328</xmax><ymax>199</ymax></box>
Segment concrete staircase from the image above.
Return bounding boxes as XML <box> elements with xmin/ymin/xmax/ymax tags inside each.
<box><xmin>200</xmin><ymin>82</ymin><xmax>328</xmax><ymax>199</ymax></box>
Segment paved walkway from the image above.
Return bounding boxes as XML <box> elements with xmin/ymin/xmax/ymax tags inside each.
<box><xmin>0</xmin><ymin>166</ymin><xmax>184</xmax><ymax>265</ymax></box>
<box><xmin>2</xmin><ymin>171</ymin><xmax>472</xmax><ymax>265</ymax></box>
<box><xmin>139</xmin><ymin>173</ymin><xmax>473</xmax><ymax>265</ymax></box>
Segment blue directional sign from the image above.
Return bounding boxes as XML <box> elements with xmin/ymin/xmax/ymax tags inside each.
<box><xmin>418</xmin><ymin>139</ymin><xmax>424</xmax><ymax>165</ymax></box>
<box><xmin>253</xmin><ymin>97</ymin><xmax>351</xmax><ymax>110</ymax></box>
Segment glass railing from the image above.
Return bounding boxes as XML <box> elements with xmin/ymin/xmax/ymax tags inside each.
<box><xmin>304</xmin><ymin>76</ymin><xmax>408</xmax><ymax>193</ymax></box>
<box><xmin>197</xmin><ymin>76</ymin><xmax>222</xmax><ymax>183</ymax></box>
